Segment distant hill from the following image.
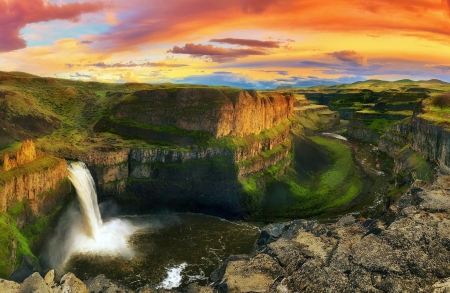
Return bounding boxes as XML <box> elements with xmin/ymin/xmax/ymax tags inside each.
<box><xmin>301</xmin><ymin>79</ymin><xmax>450</xmax><ymax>93</ymax></box>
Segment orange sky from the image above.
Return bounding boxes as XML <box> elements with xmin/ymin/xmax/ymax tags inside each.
<box><xmin>1</xmin><ymin>0</ymin><xmax>450</xmax><ymax>88</ymax></box>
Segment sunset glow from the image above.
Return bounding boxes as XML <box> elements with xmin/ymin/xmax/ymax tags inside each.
<box><xmin>1</xmin><ymin>0</ymin><xmax>450</xmax><ymax>88</ymax></box>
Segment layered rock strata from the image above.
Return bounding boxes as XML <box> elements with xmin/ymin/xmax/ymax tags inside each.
<box><xmin>114</xmin><ymin>89</ymin><xmax>295</xmax><ymax>138</ymax></box>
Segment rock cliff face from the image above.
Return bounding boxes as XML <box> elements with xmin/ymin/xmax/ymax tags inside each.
<box><xmin>411</xmin><ymin>116</ymin><xmax>450</xmax><ymax>167</ymax></box>
<box><xmin>207</xmin><ymin>173</ymin><xmax>450</xmax><ymax>293</ymax></box>
<box><xmin>347</xmin><ymin>111</ymin><xmax>411</xmax><ymax>143</ymax></box>
<box><xmin>113</xmin><ymin>88</ymin><xmax>295</xmax><ymax>138</ymax></box>
<box><xmin>378</xmin><ymin>118</ymin><xmax>412</xmax><ymax>158</ymax></box>
<box><xmin>347</xmin><ymin>120</ymin><xmax>381</xmax><ymax>143</ymax></box>
<box><xmin>0</xmin><ymin>156</ymin><xmax>70</xmax><ymax>227</ymax></box>
<box><xmin>0</xmin><ymin>154</ymin><xmax>71</xmax><ymax>277</ymax></box>
<box><xmin>79</xmin><ymin>105</ymin><xmax>339</xmax><ymax>217</ymax></box>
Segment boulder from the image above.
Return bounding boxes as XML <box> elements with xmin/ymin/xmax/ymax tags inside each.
<box><xmin>8</xmin><ymin>255</ymin><xmax>43</xmax><ymax>283</ymax></box>
<box><xmin>19</xmin><ymin>272</ymin><xmax>52</xmax><ymax>293</ymax></box>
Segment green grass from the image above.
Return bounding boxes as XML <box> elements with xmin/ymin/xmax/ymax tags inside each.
<box><xmin>407</xmin><ymin>152</ymin><xmax>433</xmax><ymax>181</ymax></box>
<box><xmin>244</xmin><ymin>137</ymin><xmax>362</xmax><ymax>221</ymax></box>
<box><xmin>367</xmin><ymin>118</ymin><xmax>398</xmax><ymax>134</ymax></box>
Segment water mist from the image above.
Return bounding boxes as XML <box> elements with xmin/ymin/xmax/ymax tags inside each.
<box><xmin>44</xmin><ymin>162</ymin><xmax>140</xmax><ymax>273</ymax></box>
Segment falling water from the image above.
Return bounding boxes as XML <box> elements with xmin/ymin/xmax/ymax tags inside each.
<box><xmin>45</xmin><ymin>161</ymin><xmax>139</xmax><ymax>272</ymax></box>
<box><xmin>67</xmin><ymin>162</ymin><xmax>103</xmax><ymax>240</ymax></box>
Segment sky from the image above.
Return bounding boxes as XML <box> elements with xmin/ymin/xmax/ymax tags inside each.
<box><xmin>1</xmin><ymin>0</ymin><xmax>450</xmax><ymax>89</ymax></box>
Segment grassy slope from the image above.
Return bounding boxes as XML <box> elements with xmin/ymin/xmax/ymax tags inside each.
<box><xmin>245</xmin><ymin>136</ymin><xmax>362</xmax><ymax>221</ymax></box>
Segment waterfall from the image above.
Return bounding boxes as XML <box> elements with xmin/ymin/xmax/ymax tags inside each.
<box><xmin>67</xmin><ymin>161</ymin><xmax>103</xmax><ymax>240</ymax></box>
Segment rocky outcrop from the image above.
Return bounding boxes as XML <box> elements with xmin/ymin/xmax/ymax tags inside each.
<box><xmin>2</xmin><ymin>140</ymin><xmax>39</xmax><ymax>171</ymax></box>
<box><xmin>113</xmin><ymin>89</ymin><xmax>295</xmax><ymax>138</ymax></box>
<box><xmin>208</xmin><ymin>173</ymin><xmax>450</xmax><ymax>292</ymax></box>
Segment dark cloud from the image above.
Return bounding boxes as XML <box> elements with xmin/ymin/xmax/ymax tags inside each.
<box><xmin>0</xmin><ymin>0</ymin><xmax>104</xmax><ymax>53</ymax></box>
<box><xmin>167</xmin><ymin>43</ymin><xmax>267</xmax><ymax>62</ymax></box>
<box><xmin>87</xmin><ymin>61</ymin><xmax>188</xmax><ymax>68</ymax></box>
<box><xmin>298</xmin><ymin>60</ymin><xmax>336</xmax><ymax>67</ymax></box>
<box><xmin>70</xmin><ymin>72</ymin><xmax>91</xmax><ymax>78</ymax></box>
<box><xmin>209</xmin><ymin>38</ymin><xmax>280</xmax><ymax>48</ymax></box>
<box><xmin>79</xmin><ymin>40</ymin><xmax>94</xmax><ymax>45</ymax></box>
<box><xmin>255</xmin><ymin>70</ymin><xmax>289</xmax><ymax>75</ymax></box>
<box><xmin>329</xmin><ymin>50</ymin><xmax>367</xmax><ymax>66</ymax></box>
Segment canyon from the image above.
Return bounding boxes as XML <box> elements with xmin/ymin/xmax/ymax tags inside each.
<box><xmin>0</xmin><ymin>73</ymin><xmax>450</xmax><ymax>292</ymax></box>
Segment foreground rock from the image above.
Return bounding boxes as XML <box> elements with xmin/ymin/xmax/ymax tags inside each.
<box><xmin>208</xmin><ymin>173</ymin><xmax>450</xmax><ymax>292</ymax></box>
<box><xmin>0</xmin><ymin>272</ymin><xmax>173</xmax><ymax>293</ymax></box>
<box><xmin>0</xmin><ymin>270</ymin><xmax>88</xmax><ymax>293</ymax></box>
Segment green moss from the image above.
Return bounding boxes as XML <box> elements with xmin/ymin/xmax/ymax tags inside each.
<box><xmin>21</xmin><ymin>205</ymin><xmax>63</xmax><ymax>249</ymax></box>
<box><xmin>0</xmin><ymin>213</ymin><xmax>34</xmax><ymax>278</ymax></box>
<box><xmin>7</xmin><ymin>200</ymin><xmax>29</xmax><ymax>221</ymax></box>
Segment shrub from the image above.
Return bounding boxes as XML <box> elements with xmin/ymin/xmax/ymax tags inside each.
<box><xmin>431</xmin><ymin>93</ymin><xmax>450</xmax><ymax>109</ymax></box>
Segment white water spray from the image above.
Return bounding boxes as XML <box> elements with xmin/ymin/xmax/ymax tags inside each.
<box><xmin>45</xmin><ymin>161</ymin><xmax>142</xmax><ymax>272</ymax></box>
<box><xmin>67</xmin><ymin>162</ymin><xmax>102</xmax><ymax>240</ymax></box>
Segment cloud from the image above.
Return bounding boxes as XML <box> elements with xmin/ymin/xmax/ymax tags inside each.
<box><xmin>255</xmin><ymin>70</ymin><xmax>289</xmax><ymax>75</ymax></box>
<box><xmin>79</xmin><ymin>40</ymin><xmax>94</xmax><ymax>45</ymax></box>
<box><xmin>298</xmin><ymin>60</ymin><xmax>337</xmax><ymax>67</ymax></box>
<box><xmin>0</xmin><ymin>0</ymin><xmax>105</xmax><ymax>53</ymax></box>
<box><xmin>425</xmin><ymin>64</ymin><xmax>450</xmax><ymax>71</ymax></box>
<box><xmin>70</xmin><ymin>72</ymin><xmax>91</xmax><ymax>78</ymax></box>
<box><xmin>443</xmin><ymin>0</ymin><xmax>450</xmax><ymax>16</ymax></box>
<box><xmin>167</xmin><ymin>43</ymin><xmax>267</xmax><ymax>62</ymax></box>
<box><xmin>209</xmin><ymin>38</ymin><xmax>280</xmax><ymax>48</ymax></box>
<box><xmin>329</xmin><ymin>50</ymin><xmax>367</xmax><ymax>66</ymax></box>
<box><xmin>90</xmin><ymin>0</ymin><xmax>450</xmax><ymax>53</ymax></box>
<box><xmin>240</xmin><ymin>0</ymin><xmax>288</xmax><ymax>13</ymax></box>
<box><xmin>86</xmin><ymin>61</ymin><xmax>188</xmax><ymax>68</ymax></box>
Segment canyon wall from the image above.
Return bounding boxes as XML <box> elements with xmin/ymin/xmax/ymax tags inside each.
<box><xmin>411</xmin><ymin>116</ymin><xmax>450</xmax><ymax>167</ymax></box>
<box><xmin>347</xmin><ymin>111</ymin><xmax>411</xmax><ymax>143</ymax></box>
<box><xmin>81</xmin><ymin>105</ymin><xmax>339</xmax><ymax>217</ymax></box>
<box><xmin>0</xmin><ymin>156</ymin><xmax>71</xmax><ymax>228</ymax></box>
<box><xmin>113</xmin><ymin>88</ymin><xmax>295</xmax><ymax>138</ymax></box>
<box><xmin>0</xmin><ymin>153</ymin><xmax>71</xmax><ymax>277</ymax></box>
